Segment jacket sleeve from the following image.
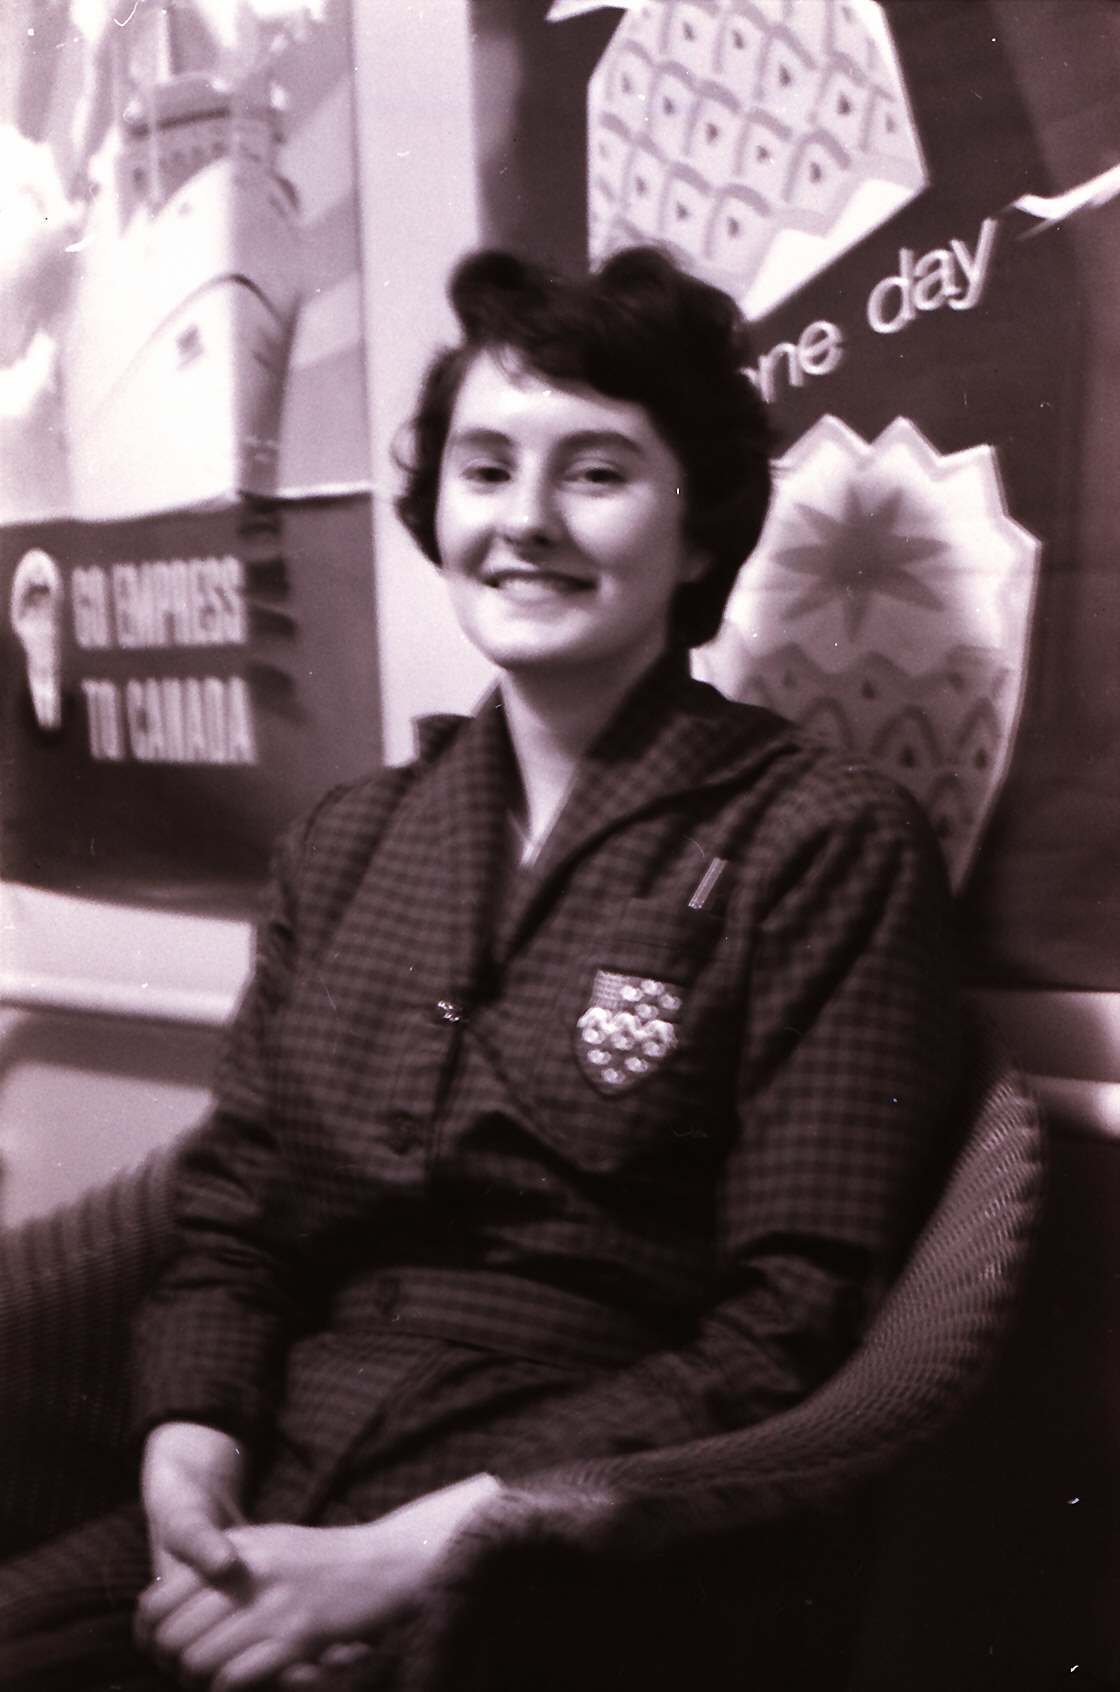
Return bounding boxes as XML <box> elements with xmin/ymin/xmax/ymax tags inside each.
<box><xmin>131</xmin><ymin>750</ymin><xmax>435</xmax><ymax>1449</ymax></box>
<box><xmin>497</xmin><ymin>775</ymin><xmax>963</xmax><ymax>1479</ymax></box>
<box><xmin>130</xmin><ymin>814</ymin><xmax>314</xmax><ymax>1448</ymax></box>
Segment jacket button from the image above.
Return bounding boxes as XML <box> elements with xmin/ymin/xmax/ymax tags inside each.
<box><xmin>386</xmin><ymin>1110</ymin><xmax>417</xmax><ymax>1153</ymax></box>
<box><xmin>432</xmin><ymin>998</ymin><xmax>465</xmax><ymax>1025</ymax></box>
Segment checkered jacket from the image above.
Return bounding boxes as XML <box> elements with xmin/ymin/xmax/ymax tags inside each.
<box><xmin>133</xmin><ymin>655</ymin><xmax>962</xmax><ymax>1504</ymax></box>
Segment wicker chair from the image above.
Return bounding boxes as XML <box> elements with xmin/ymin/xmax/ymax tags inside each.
<box><xmin>0</xmin><ymin>1013</ymin><xmax>1044</xmax><ymax>1687</ymax></box>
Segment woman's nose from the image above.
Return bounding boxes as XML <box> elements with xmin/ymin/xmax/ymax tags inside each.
<box><xmin>499</xmin><ymin>475</ymin><xmax>560</xmax><ymax>550</ymax></box>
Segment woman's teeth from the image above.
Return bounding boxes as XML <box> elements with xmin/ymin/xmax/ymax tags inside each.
<box><xmin>487</xmin><ymin>570</ymin><xmax>590</xmax><ymax>597</ymax></box>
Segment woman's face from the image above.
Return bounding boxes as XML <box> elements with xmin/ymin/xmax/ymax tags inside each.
<box><xmin>434</xmin><ymin>350</ymin><xmax>706</xmax><ymax>686</ymax></box>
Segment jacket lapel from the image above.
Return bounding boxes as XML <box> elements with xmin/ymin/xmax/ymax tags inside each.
<box><xmin>293</xmin><ymin>699</ymin><xmax>513</xmax><ymax>1132</ymax></box>
<box><xmin>496</xmin><ymin>654</ymin><xmax>782</xmax><ymax>963</ymax></box>
<box><xmin>413</xmin><ymin>689</ymin><xmax>516</xmax><ymax>1003</ymax></box>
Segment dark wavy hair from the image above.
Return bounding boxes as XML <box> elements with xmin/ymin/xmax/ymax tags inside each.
<box><xmin>394</xmin><ymin>245</ymin><xmax>773</xmax><ymax>649</ymax></box>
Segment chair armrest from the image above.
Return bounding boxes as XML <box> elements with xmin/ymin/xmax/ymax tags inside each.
<box><xmin>0</xmin><ymin>1146</ymin><xmax>180</xmax><ymax>1557</ymax></box>
<box><xmin>524</xmin><ymin>1019</ymin><xmax>1045</xmax><ymax>1542</ymax></box>
<box><xmin>401</xmin><ymin>1018</ymin><xmax>1045</xmax><ymax>1692</ymax></box>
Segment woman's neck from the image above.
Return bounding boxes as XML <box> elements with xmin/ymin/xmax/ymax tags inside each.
<box><xmin>499</xmin><ymin>649</ymin><xmax>668</xmax><ymax>853</ymax></box>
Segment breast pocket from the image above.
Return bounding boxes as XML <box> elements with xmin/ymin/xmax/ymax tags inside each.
<box><xmin>529</xmin><ymin>898</ymin><xmax>737</xmax><ymax>1180</ymax></box>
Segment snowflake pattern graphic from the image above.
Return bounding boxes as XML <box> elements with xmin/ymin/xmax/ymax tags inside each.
<box><xmin>699</xmin><ymin>415</ymin><xmax>1041</xmax><ymax>884</ymax></box>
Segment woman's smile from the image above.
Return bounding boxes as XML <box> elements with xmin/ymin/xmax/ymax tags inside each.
<box><xmin>480</xmin><ymin>564</ymin><xmax>595</xmax><ymax>601</ymax></box>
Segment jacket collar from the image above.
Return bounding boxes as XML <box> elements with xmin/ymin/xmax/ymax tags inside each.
<box><xmin>412</xmin><ymin>651</ymin><xmax>788</xmax><ymax>990</ymax></box>
<box><xmin>410</xmin><ymin>684</ymin><xmax>515</xmax><ymax>1005</ymax></box>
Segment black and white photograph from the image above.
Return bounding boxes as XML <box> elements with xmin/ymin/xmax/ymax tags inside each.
<box><xmin>0</xmin><ymin>2</ymin><xmax>1116</xmax><ymax>1686</ymax></box>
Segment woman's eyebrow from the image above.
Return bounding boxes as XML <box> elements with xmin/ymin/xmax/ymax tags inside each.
<box><xmin>445</xmin><ymin>426</ymin><xmax>647</xmax><ymax>459</ymax></box>
<box><xmin>562</xmin><ymin>429</ymin><xmax>645</xmax><ymax>456</ymax></box>
<box><xmin>446</xmin><ymin>427</ymin><xmax>511</xmax><ymax>452</ymax></box>
<box><xmin>447</xmin><ymin>427</ymin><xmax>644</xmax><ymax>454</ymax></box>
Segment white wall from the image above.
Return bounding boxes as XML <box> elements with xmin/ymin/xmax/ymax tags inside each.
<box><xmin>0</xmin><ymin>1004</ymin><xmax>218</xmax><ymax>1222</ymax></box>
<box><xmin>353</xmin><ymin>0</ymin><xmax>495</xmax><ymax>764</ymax></box>
<box><xmin>0</xmin><ymin>862</ymin><xmax>253</xmax><ymax>1223</ymax></box>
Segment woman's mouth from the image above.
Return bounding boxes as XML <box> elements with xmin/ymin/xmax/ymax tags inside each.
<box><xmin>483</xmin><ymin>567</ymin><xmax>593</xmax><ymax>601</ymax></box>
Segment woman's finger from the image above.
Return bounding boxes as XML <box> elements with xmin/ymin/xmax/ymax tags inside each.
<box><xmin>277</xmin><ymin>1664</ymin><xmax>326</xmax><ymax>1689</ymax></box>
<box><xmin>320</xmin><ymin>1641</ymin><xmax>373</xmax><ymax>1668</ymax></box>
<box><xmin>177</xmin><ymin>1594</ymin><xmax>311</xmax><ymax>1686</ymax></box>
<box><xmin>149</xmin><ymin>1585</ymin><xmax>241</xmax><ymax>1668</ymax></box>
<box><xmin>159</xmin><ymin>1509</ymin><xmax>246</xmax><ymax>1585</ymax></box>
<box><xmin>273</xmin><ymin>1638</ymin><xmax>373</xmax><ymax>1689</ymax></box>
<box><xmin>134</xmin><ymin>1563</ymin><xmax>212</xmax><ymax>1649</ymax></box>
<box><xmin>211</xmin><ymin>1637</ymin><xmax>302</xmax><ymax>1692</ymax></box>
<box><xmin>137</xmin><ymin>1561</ymin><xmax>205</xmax><ymax>1621</ymax></box>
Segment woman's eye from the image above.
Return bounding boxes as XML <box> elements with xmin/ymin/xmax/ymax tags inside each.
<box><xmin>568</xmin><ymin>462</ymin><xmax>626</xmax><ymax>487</ymax></box>
<box><xmin>460</xmin><ymin>460</ymin><xmax>509</xmax><ymax>486</ymax></box>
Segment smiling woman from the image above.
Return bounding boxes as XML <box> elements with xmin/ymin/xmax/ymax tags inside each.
<box><xmin>0</xmin><ymin>247</ymin><xmax>964</xmax><ymax>1692</ymax></box>
<box><xmin>396</xmin><ymin>246</ymin><xmax>775</xmax><ymax>854</ymax></box>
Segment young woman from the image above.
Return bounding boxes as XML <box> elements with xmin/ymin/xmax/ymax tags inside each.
<box><xmin>0</xmin><ymin>247</ymin><xmax>961</xmax><ymax>1689</ymax></box>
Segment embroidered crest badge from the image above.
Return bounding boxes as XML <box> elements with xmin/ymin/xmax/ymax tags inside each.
<box><xmin>575</xmin><ymin>969</ymin><xmax>683</xmax><ymax>1095</ymax></box>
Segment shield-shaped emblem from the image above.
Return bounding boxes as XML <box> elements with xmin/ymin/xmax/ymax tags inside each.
<box><xmin>575</xmin><ymin>969</ymin><xmax>683</xmax><ymax>1095</ymax></box>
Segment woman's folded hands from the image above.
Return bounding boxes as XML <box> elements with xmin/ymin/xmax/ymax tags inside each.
<box><xmin>135</xmin><ymin>1463</ymin><xmax>502</xmax><ymax>1690</ymax></box>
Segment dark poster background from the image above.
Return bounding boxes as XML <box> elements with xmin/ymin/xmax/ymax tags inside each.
<box><xmin>952</xmin><ymin>0</ymin><xmax>1120</xmax><ymax>992</ymax></box>
<box><xmin>1</xmin><ymin>494</ymin><xmax>380</xmax><ymax>912</ymax></box>
<box><xmin>476</xmin><ymin>0</ymin><xmax>1120</xmax><ymax>993</ymax></box>
<box><xmin>706</xmin><ymin>0</ymin><xmax>1120</xmax><ymax>992</ymax></box>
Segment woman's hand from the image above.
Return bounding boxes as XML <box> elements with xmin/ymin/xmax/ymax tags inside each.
<box><xmin>137</xmin><ymin>1471</ymin><xmax>502</xmax><ymax>1690</ymax></box>
<box><xmin>141</xmin><ymin>1420</ymin><xmax>248</xmax><ymax>1587</ymax></box>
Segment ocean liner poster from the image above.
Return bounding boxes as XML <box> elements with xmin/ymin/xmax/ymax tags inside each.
<box><xmin>0</xmin><ymin>0</ymin><xmax>380</xmax><ymax>910</ymax></box>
